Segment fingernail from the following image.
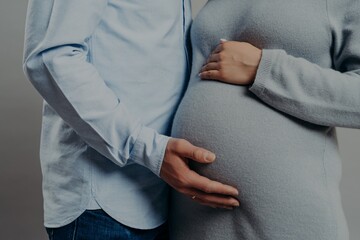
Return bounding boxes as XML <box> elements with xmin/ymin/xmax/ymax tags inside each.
<box><xmin>220</xmin><ymin>38</ymin><xmax>228</xmax><ymax>42</ymax></box>
<box><xmin>204</xmin><ymin>152</ymin><xmax>216</xmax><ymax>162</ymax></box>
<box><xmin>233</xmin><ymin>201</ymin><xmax>240</xmax><ymax>207</ymax></box>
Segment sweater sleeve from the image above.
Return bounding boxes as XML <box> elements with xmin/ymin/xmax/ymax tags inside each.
<box><xmin>23</xmin><ymin>0</ymin><xmax>169</xmax><ymax>176</ymax></box>
<box><xmin>249</xmin><ymin>0</ymin><xmax>360</xmax><ymax>128</ymax></box>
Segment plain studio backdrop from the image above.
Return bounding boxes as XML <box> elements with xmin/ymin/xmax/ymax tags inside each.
<box><xmin>0</xmin><ymin>1</ymin><xmax>358</xmax><ymax>239</ymax></box>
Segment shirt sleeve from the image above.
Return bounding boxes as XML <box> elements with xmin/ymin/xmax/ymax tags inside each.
<box><xmin>249</xmin><ymin>0</ymin><xmax>360</xmax><ymax>128</ymax></box>
<box><xmin>23</xmin><ymin>0</ymin><xmax>169</xmax><ymax>176</ymax></box>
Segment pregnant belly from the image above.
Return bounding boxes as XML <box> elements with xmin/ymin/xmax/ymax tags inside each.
<box><xmin>171</xmin><ymin>80</ymin><xmax>335</xmax><ymax>231</ymax></box>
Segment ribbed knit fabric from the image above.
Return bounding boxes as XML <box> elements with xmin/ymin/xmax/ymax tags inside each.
<box><xmin>170</xmin><ymin>0</ymin><xmax>360</xmax><ymax>239</ymax></box>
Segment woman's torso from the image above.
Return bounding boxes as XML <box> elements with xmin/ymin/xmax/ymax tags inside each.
<box><xmin>170</xmin><ymin>0</ymin><xmax>348</xmax><ymax>239</ymax></box>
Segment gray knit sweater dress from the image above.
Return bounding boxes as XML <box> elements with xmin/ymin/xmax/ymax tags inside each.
<box><xmin>169</xmin><ymin>0</ymin><xmax>360</xmax><ymax>239</ymax></box>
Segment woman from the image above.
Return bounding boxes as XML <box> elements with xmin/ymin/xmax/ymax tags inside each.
<box><xmin>169</xmin><ymin>0</ymin><xmax>360</xmax><ymax>239</ymax></box>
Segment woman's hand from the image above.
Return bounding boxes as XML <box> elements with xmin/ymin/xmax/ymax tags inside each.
<box><xmin>199</xmin><ymin>40</ymin><xmax>262</xmax><ymax>85</ymax></box>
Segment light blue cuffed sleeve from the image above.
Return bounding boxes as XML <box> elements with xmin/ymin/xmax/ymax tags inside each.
<box><xmin>23</xmin><ymin>0</ymin><xmax>169</xmax><ymax>176</ymax></box>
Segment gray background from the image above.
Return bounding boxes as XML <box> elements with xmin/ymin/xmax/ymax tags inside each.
<box><xmin>0</xmin><ymin>1</ymin><xmax>358</xmax><ymax>239</ymax></box>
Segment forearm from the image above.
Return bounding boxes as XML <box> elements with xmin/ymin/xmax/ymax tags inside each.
<box><xmin>249</xmin><ymin>49</ymin><xmax>360</xmax><ymax>128</ymax></box>
<box><xmin>23</xmin><ymin>0</ymin><xmax>168</xmax><ymax>175</ymax></box>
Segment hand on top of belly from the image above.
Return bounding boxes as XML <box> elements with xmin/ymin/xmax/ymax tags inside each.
<box><xmin>199</xmin><ymin>39</ymin><xmax>262</xmax><ymax>86</ymax></box>
<box><xmin>160</xmin><ymin>138</ymin><xmax>240</xmax><ymax>210</ymax></box>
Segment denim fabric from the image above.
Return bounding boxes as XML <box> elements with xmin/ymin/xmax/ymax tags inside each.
<box><xmin>23</xmin><ymin>0</ymin><xmax>191</xmax><ymax>229</ymax></box>
<box><xmin>46</xmin><ymin>210</ymin><xmax>168</xmax><ymax>240</ymax></box>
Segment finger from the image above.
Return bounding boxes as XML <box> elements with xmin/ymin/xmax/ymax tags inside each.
<box><xmin>191</xmin><ymin>190</ymin><xmax>240</xmax><ymax>208</ymax></box>
<box><xmin>188</xmin><ymin>170</ymin><xmax>239</xmax><ymax>197</ymax></box>
<box><xmin>197</xmin><ymin>200</ymin><xmax>235</xmax><ymax>210</ymax></box>
<box><xmin>182</xmin><ymin>188</ymin><xmax>239</xmax><ymax>209</ymax></box>
<box><xmin>212</xmin><ymin>43</ymin><xmax>224</xmax><ymax>54</ymax></box>
<box><xmin>200</xmin><ymin>62</ymin><xmax>220</xmax><ymax>72</ymax></box>
<box><xmin>201</xmin><ymin>203</ymin><xmax>235</xmax><ymax>210</ymax></box>
<box><xmin>206</xmin><ymin>53</ymin><xmax>221</xmax><ymax>63</ymax></box>
<box><xmin>199</xmin><ymin>70</ymin><xmax>220</xmax><ymax>80</ymax></box>
<box><xmin>177</xmin><ymin>140</ymin><xmax>216</xmax><ymax>163</ymax></box>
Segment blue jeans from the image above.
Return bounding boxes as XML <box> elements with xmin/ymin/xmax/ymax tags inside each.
<box><xmin>45</xmin><ymin>209</ymin><xmax>168</xmax><ymax>240</ymax></box>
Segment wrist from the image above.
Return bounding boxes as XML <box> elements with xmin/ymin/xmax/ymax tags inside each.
<box><xmin>130</xmin><ymin>126</ymin><xmax>171</xmax><ymax>176</ymax></box>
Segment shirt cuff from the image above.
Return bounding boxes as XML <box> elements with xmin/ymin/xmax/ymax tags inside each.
<box><xmin>129</xmin><ymin>126</ymin><xmax>170</xmax><ymax>177</ymax></box>
<box><xmin>249</xmin><ymin>49</ymin><xmax>280</xmax><ymax>96</ymax></box>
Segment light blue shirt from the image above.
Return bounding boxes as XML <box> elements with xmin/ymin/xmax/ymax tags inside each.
<box><xmin>23</xmin><ymin>0</ymin><xmax>191</xmax><ymax>229</ymax></box>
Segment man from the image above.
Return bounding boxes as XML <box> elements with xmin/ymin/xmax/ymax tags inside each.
<box><xmin>23</xmin><ymin>0</ymin><xmax>239</xmax><ymax>239</ymax></box>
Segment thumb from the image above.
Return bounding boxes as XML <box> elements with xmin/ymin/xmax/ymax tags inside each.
<box><xmin>220</xmin><ymin>38</ymin><xmax>228</xmax><ymax>43</ymax></box>
<box><xmin>177</xmin><ymin>139</ymin><xmax>216</xmax><ymax>163</ymax></box>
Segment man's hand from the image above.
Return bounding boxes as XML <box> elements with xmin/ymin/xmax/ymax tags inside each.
<box><xmin>199</xmin><ymin>39</ymin><xmax>262</xmax><ymax>85</ymax></box>
<box><xmin>160</xmin><ymin>138</ymin><xmax>240</xmax><ymax>209</ymax></box>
